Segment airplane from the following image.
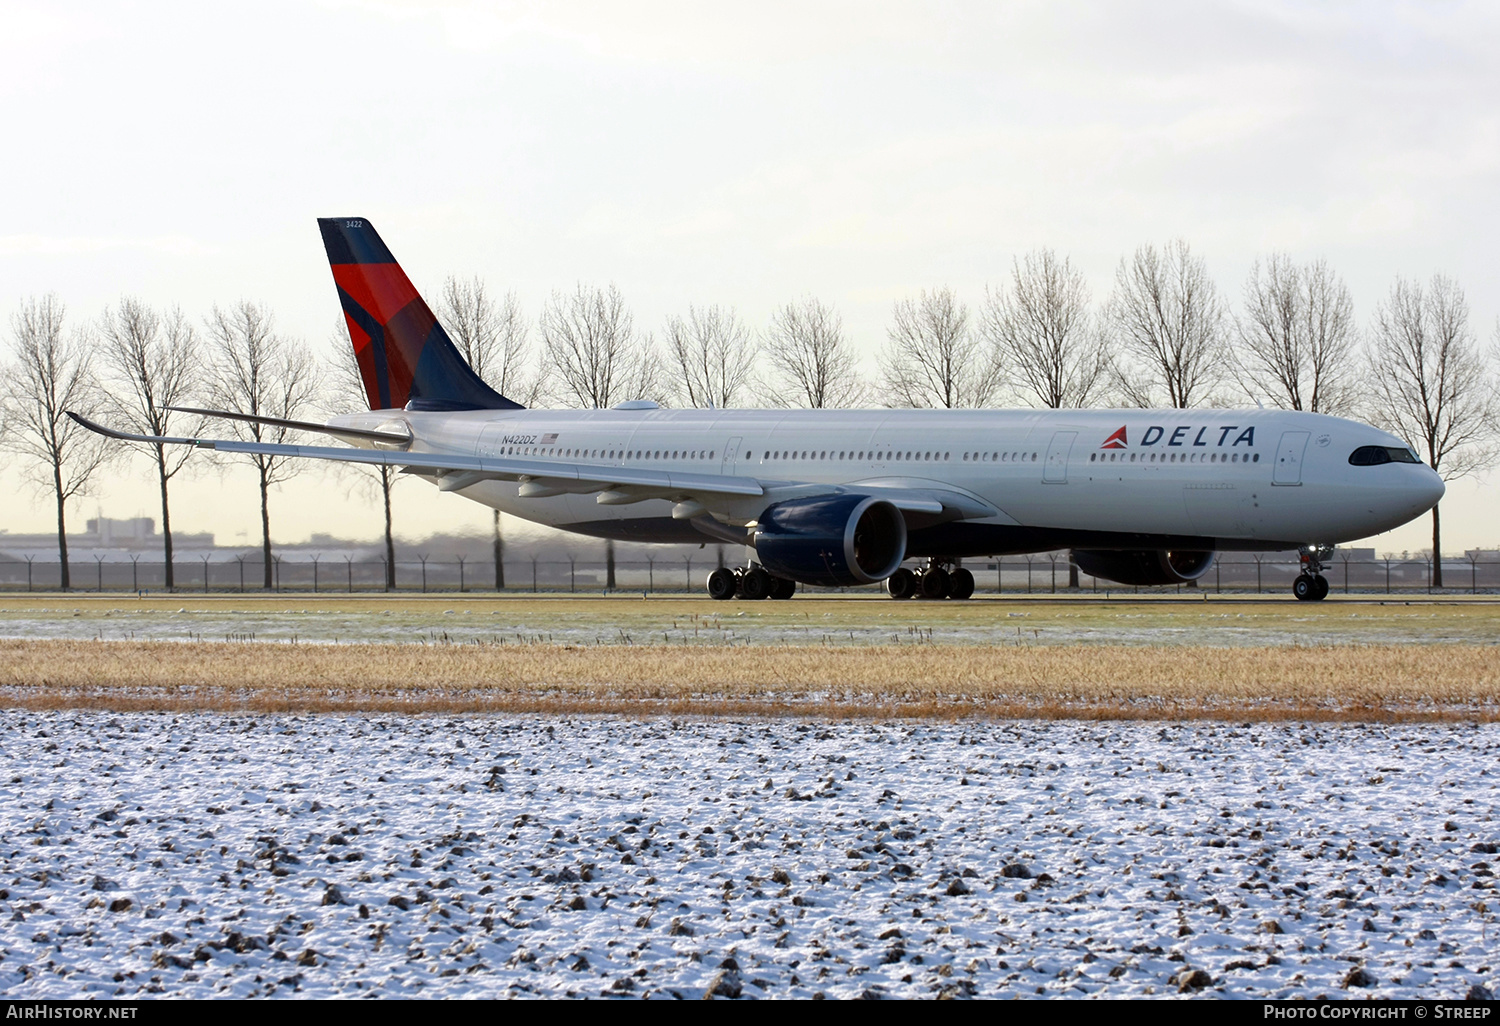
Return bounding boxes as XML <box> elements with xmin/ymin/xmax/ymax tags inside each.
<box><xmin>71</xmin><ymin>217</ymin><xmax>1446</xmax><ymax>602</ymax></box>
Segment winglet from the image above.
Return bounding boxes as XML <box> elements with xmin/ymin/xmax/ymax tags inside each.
<box><xmin>67</xmin><ymin>411</ymin><xmax>203</xmax><ymax>447</ymax></box>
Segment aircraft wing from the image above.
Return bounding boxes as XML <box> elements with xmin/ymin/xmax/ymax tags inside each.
<box><xmin>67</xmin><ymin>412</ymin><xmax>766</xmax><ymax>499</ymax></box>
<box><xmin>69</xmin><ymin>414</ymin><xmax>1005</xmax><ymax>524</ymax></box>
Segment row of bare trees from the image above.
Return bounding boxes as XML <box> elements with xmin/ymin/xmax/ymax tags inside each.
<box><xmin>3</xmin><ymin>240</ymin><xmax>1498</xmax><ymax>589</ymax></box>
<box><xmin>0</xmin><ymin>297</ymin><xmax>316</xmax><ymax>589</ymax></box>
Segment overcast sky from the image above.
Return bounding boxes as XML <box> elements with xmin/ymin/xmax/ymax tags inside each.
<box><xmin>2</xmin><ymin>0</ymin><xmax>1497</xmax><ymax>555</ymax></box>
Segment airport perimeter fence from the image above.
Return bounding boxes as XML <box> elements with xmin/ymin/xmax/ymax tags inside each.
<box><xmin>2</xmin><ymin>554</ymin><xmax>1499</xmax><ymax>595</ymax></box>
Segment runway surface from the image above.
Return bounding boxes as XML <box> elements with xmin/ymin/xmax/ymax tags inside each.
<box><xmin>4</xmin><ymin>593</ymin><xmax>1499</xmax><ymax>647</ymax></box>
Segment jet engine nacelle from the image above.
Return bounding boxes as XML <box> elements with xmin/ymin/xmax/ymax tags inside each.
<box><xmin>754</xmin><ymin>494</ymin><xmax>907</xmax><ymax>587</ymax></box>
<box><xmin>1071</xmin><ymin>548</ymin><xmax>1216</xmax><ymax>587</ymax></box>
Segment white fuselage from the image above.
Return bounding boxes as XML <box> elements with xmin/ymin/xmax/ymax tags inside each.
<box><xmin>329</xmin><ymin>405</ymin><xmax>1444</xmax><ymax>554</ymax></box>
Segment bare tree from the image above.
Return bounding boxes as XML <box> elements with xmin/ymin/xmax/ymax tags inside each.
<box><xmin>1367</xmin><ymin>275</ymin><xmax>1497</xmax><ymax>586</ymax></box>
<box><xmin>326</xmin><ymin>324</ymin><xmax>400</xmax><ymax>590</ymax></box>
<box><xmin>98</xmin><ymin>299</ymin><xmax>205</xmax><ymax>590</ymax></box>
<box><xmin>758</xmin><ymin>297</ymin><xmax>867</xmax><ymax>408</ymax></box>
<box><xmin>982</xmin><ymin>249</ymin><xmax>1107</xmax><ymax>409</ymax></box>
<box><xmin>980</xmin><ymin>249</ymin><xmax>1105</xmax><ymax>589</ymax></box>
<box><xmin>436</xmin><ymin>278</ymin><xmax>545</xmax><ymax>589</ymax></box>
<box><xmin>437</xmin><ymin>276</ymin><xmax>544</xmax><ymax>406</ymax></box>
<box><xmin>1234</xmin><ymin>255</ymin><xmax>1360</xmax><ymax>416</ymax></box>
<box><xmin>540</xmin><ymin>283</ymin><xmax>660</xmax><ymax>409</ymax></box>
<box><xmin>1107</xmin><ymin>240</ymin><xmax>1228</xmax><ymax>409</ymax></box>
<box><xmin>540</xmin><ymin>283</ymin><xmax>661</xmax><ymax>588</ymax></box>
<box><xmin>665</xmin><ymin>305</ymin><xmax>757</xmax><ymax>409</ymax></box>
<box><xmin>879</xmin><ymin>287</ymin><xmax>1002</xmax><ymax>409</ymax></box>
<box><xmin>2</xmin><ymin>296</ymin><xmax>114</xmax><ymax>589</ymax></box>
<box><xmin>206</xmin><ymin>302</ymin><xmax>320</xmax><ymax>589</ymax></box>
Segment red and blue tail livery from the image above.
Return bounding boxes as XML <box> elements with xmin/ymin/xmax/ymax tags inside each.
<box><xmin>318</xmin><ymin>217</ymin><xmax>523</xmax><ymax>412</ymax></box>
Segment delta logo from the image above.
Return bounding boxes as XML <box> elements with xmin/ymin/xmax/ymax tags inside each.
<box><xmin>1099</xmin><ymin>424</ymin><xmax>1258</xmax><ymax>449</ymax></box>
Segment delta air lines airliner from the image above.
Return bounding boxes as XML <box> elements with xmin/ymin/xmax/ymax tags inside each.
<box><xmin>72</xmin><ymin>218</ymin><xmax>1445</xmax><ymax>602</ymax></box>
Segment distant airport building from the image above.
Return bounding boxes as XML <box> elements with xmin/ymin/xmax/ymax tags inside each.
<box><xmin>0</xmin><ymin>515</ymin><xmax>215</xmax><ymax>561</ymax></box>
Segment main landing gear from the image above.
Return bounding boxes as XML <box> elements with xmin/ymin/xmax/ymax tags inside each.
<box><xmin>1292</xmin><ymin>544</ymin><xmax>1333</xmax><ymax>601</ymax></box>
<box><xmin>885</xmin><ymin>559</ymin><xmax>975</xmax><ymax>600</ymax></box>
<box><xmin>706</xmin><ymin>565</ymin><xmax>796</xmax><ymax>601</ymax></box>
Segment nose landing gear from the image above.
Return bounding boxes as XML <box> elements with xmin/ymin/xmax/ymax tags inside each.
<box><xmin>884</xmin><ymin>560</ymin><xmax>975</xmax><ymax>600</ymax></box>
<box><xmin>1293</xmin><ymin>545</ymin><xmax>1333</xmax><ymax>601</ymax></box>
<box><xmin>706</xmin><ymin>565</ymin><xmax>797</xmax><ymax>600</ymax></box>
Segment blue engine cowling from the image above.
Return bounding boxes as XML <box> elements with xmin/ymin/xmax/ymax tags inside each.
<box><xmin>754</xmin><ymin>494</ymin><xmax>907</xmax><ymax>587</ymax></box>
<box><xmin>1071</xmin><ymin>549</ymin><xmax>1215</xmax><ymax>587</ymax></box>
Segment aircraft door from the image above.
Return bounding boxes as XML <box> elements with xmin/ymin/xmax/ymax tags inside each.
<box><xmin>720</xmin><ymin>436</ymin><xmax>742</xmax><ymax>475</ymax></box>
<box><xmin>1043</xmin><ymin>431</ymin><xmax>1076</xmax><ymax>484</ymax></box>
<box><xmin>1272</xmin><ymin>431</ymin><xmax>1310</xmax><ymax>486</ymax></box>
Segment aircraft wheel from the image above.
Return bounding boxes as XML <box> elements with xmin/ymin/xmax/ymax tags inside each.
<box><xmin>740</xmin><ymin>566</ymin><xmax>772</xmax><ymax>600</ymax></box>
<box><xmin>707</xmin><ymin>567</ymin><xmax>738</xmax><ymax>601</ymax></box>
<box><xmin>1312</xmin><ymin>574</ymin><xmax>1330</xmax><ymax>600</ymax></box>
<box><xmin>948</xmin><ymin>567</ymin><xmax>975</xmax><ymax>600</ymax></box>
<box><xmin>1292</xmin><ymin>575</ymin><xmax>1315</xmax><ymax>601</ymax></box>
<box><xmin>769</xmin><ymin>577</ymin><xmax>797</xmax><ymax>600</ymax></box>
<box><xmin>885</xmin><ymin>567</ymin><xmax>916</xmax><ymax>599</ymax></box>
<box><xmin>920</xmin><ymin>567</ymin><xmax>951</xmax><ymax>599</ymax></box>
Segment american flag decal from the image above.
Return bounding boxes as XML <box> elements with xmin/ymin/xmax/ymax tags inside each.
<box><xmin>541</xmin><ymin>433</ymin><xmax>559</xmax><ymax>444</ymax></box>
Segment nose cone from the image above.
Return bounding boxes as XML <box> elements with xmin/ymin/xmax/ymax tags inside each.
<box><xmin>1417</xmin><ymin>469</ymin><xmax>1446</xmax><ymax>512</ymax></box>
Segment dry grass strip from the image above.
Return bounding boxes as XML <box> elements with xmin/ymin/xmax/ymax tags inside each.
<box><xmin>1</xmin><ymin>639</ymin><xmax>1496</xmax><ymax>721</ymax></box>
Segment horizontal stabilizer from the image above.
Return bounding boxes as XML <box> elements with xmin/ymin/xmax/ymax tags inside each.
<box><xmin>165</xmin><ymin>406</ymin><xmax>412</xmax><ymax>446</ymax></box>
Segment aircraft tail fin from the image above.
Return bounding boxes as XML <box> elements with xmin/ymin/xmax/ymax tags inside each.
<box><xmin>318</xmin><ymin>217</ymin><xmax>523</xmax><ymax>412</ymax></box>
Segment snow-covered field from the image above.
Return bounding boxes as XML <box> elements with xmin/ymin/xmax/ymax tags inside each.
<box><xmin>1</xmin><ymin>712</ymin><xmax>1495</xmax><ymax>999</ymax></box>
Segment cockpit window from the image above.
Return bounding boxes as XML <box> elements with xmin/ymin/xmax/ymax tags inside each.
<box><xmin>1348</xmin><ymin>445</ymin><xmax>1421</xmax><ymax>466</ymax></box>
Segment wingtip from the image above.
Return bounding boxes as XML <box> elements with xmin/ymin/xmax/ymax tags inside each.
<box><xmin>66</xmin><ymin>410</ymin><xmax>104</xmax><ymax>433</ymax></box>
<box><xmin>66</xmin><ymin>411</ymin><xmax>199</xmax><ymax>446</ymax></box>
